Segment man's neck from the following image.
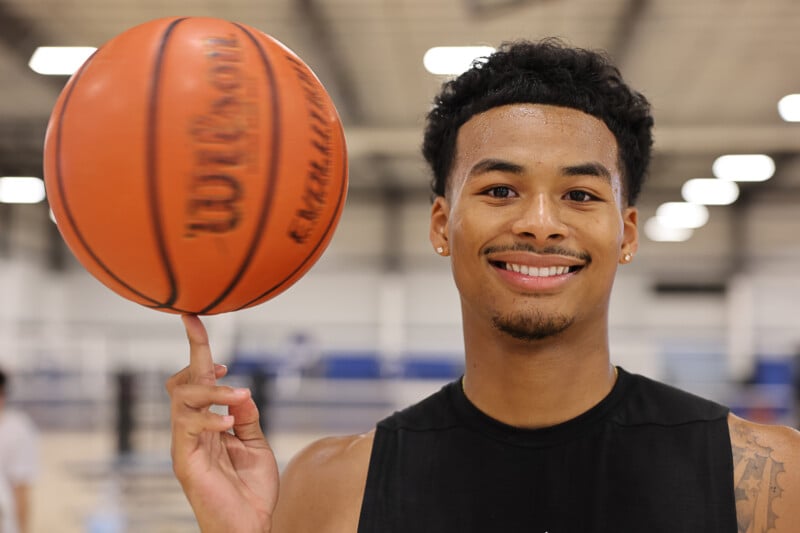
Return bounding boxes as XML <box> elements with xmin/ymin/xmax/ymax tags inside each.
<box><xmin>461</xmin><ymin>319</ymin><xmax>616</xmax><ymax>429</ymax></box>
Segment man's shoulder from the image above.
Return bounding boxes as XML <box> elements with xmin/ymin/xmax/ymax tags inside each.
<box><xmin>272</xmin><ymin>431</ymin><xmax>374</xmax><ymax>533</ymax></box>
<box><xmin>728</xmin><ymin>414</ymin><xmax>800</xmax><ymax>532</ymax></box>
<box><xmin>615</xmin><ymin>369</ymin><xmax>729</xmax><ymax>425</ymax></box>
<box><xmin>728</xmin><ymin>413</ymin><xmax>800</xmax><ymax>468</ymax></box>
<box><xmin>286</xmin><ymin>431</ymin><xmax>375</xmax><ymax>476</ymax></box>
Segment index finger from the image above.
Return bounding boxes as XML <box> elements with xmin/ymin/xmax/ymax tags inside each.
<box><xmin>181</xmin><ymin>314</ymin><xmax>217</xmax><ymax>386</ymax></box>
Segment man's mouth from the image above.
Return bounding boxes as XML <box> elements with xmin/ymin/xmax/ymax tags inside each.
<box><xmin>493</xmin><ymin>262</ymin><xmax>583</xmax><ymax>277</ymax></box>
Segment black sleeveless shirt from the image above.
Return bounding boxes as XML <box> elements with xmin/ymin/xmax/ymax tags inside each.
<box><xmin>358</xmin><ymin>367</ymin><xmax>737</xmax><ymax>532</ymax></box>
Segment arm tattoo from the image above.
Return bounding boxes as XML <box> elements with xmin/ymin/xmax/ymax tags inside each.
<box><xmin>732</xmin><ymin>424</ymin><xmax>785</xmax><ymax>533</ymax></box>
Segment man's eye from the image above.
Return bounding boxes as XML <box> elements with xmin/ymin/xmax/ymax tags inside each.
<box><xmin>486</xmin><ymin>186</ymin><xmax>514</xmax><ymax>198</ymax></box>
<box><xmin>566</xmin><ymin>190</ymin><xmax>596</xmax><ymax>202</ymax></box>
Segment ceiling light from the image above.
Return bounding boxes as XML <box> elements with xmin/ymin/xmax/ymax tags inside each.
<box><xmin>655</xmin><ymin>202</ymin><xmax>709</xmax><ymax>229</ymax></box>
<box><xmin>644</xmin><ymin>217</ymin><xmax>693</xmax><ymax>242</ymax></box>
<box><xmin>778</xmin><ymin>94</ymin><xmax>800</xmax><ymax>122</ymax></box>
<box><xmin>0</xmin><ymin>177</ymin><xmax>46</xmax><ymax>204</ymax></box>
<box><xmin>712</xmin><ymin>154</ymin><xmax>775</xmax><ymax>182</ymax></box>
<box><xmin>681</xmin><ymin>178</ymin><xmax>739</xmax><ymax>206</ymax></box>
<box><xmin>29</xmin><ymin>46</ymin><xmax>96</xmax><ymax>75</ymax></box>
<box><xmin>423</xmin><ymin>46</ymin><xmax>495</xmax><ymax>75</ymax></box>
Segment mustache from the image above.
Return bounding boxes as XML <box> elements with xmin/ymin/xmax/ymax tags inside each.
<box><xmin>482</xmin><ymin>243</ymin><xmax>591</xmax><ymax>263</ymax></box>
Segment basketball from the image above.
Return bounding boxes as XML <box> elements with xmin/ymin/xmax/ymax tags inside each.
<box><xmin>43</xmin><ymin>17</ymin><xmax>348</xmax><ymax>315</ymax></box>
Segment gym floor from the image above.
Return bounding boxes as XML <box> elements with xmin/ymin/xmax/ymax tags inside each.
<box><xmin>32</xmin><ymin>429</ymin><xmax>327</xmax><ymax>533</ymax></box>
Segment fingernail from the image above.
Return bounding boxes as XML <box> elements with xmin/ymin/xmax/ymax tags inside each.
<box><xmin>215</xmin><ymin>364</ymin><xmax>227</xmax><ymax>370</ymax></box>
<box><xmin>223</xmin><ymin>415</ymin><xmax>235</xmax><ymax>426</ymax></box>
<box><xmin>233</xmin><ymin>388</ymin><xmax>250</xmax><ymax>397</ymax></box>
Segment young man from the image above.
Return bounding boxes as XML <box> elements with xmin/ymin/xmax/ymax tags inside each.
<box><xmin>167</xmin><ymin>40</ymin><xmax>800</xmax><ymax>532</ymax></box>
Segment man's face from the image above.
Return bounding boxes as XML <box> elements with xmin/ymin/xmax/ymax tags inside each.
<box><xmin>430</xmin><ymin>104</ymin><xmax>638</xmax><ymax>341</ymax></box>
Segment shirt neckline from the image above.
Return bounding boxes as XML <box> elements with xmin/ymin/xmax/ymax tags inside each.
<box><xmin>447</xmin><ymin>366</ymin><xmax>631</xmax><ymax>448</ymax></box>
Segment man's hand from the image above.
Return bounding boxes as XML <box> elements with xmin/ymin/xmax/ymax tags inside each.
<box><xmin>167</xmin><ymin>314</ymin><xmax>279</xmax><ymax>533</ymax></box>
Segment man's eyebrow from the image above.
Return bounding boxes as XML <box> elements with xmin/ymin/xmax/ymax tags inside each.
<box><xmin>561</xmin><ymin>162</ymin><xmax>612</xmax><ymax>182</ymax></box>
<box><xmin>468</xmin><ymin>158</ymin><xmax>525</xmax><ymax>178</ymax></box>
<box><xmin>466</xmin><ymin>159</ymin><xmax>614</xmax><ymax>183</ymax></box>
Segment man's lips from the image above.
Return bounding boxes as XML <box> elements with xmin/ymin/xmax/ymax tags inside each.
<box><xmin>488</xmin><ymin>258</ymin><xmax>584</xmax><ymax>292</ymax></box>
<box><xmin>492</xmin><ymin>261</ymin><xmax>583</xmax><ymax>277</ymax></box>
<box><xmin>485</xmin><ymin>250</ymin><xmax>588</xmax><ymax>288</ymax></box>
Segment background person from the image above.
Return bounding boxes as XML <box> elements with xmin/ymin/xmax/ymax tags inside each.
<box><xmin>0</xmin><ymin>369</ymin><xmax>38</xmax><ymax>533</ymax></box>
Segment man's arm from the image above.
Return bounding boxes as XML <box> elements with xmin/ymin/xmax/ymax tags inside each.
<box><xmin>729</xmin><ymin>413</ymin><xmax>800</xmax><ymax>533</ymax></box>
<box><xmin>271</xmin><ymin>431</ymin><xmax>374</xmax><ymax>533</ymax></box>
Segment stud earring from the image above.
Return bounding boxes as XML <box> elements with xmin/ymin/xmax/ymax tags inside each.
<box><xmin>622</xmin><ymin>252</ymin><xmax>633</xmax><ymax>263</ymax></box>
<box><xmin>436</xmin><ymin>246</ymin><xmax>448</xmax><ymax>256</ymax></box>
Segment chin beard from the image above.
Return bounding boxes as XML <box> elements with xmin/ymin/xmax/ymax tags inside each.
<box><xmin>491</xmin><ymin>311</ymin><xmax>574</xmax><ymax>341</ymax></box>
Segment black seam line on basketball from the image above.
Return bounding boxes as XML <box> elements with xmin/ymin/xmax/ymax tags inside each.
<box><xmin>237</xmin><ymin>123</ymin><xmax>349</xmax><ymax>312</ymax></box>
<box><xmin>142</xmin><ymin>302</ymin><xmax>188</xmax><ymax>314</ymax></box>
<box><xmin>141</xmin><ymin>301</ymin><xmax>191</xmax><ymax>313</ymax></box>
<box><xmin>51</xmin><ymin>48</ymin><xmax>162</xmax><ymax>307</ymax></box>
<box><xmin>146</xmin><ymin>16</ymin><xmax>188</xmax><ymax>309</ymax></box>
<box><xmin>196</xmin><ymin>22</ymin><xmax>283</xmax><ymax>315</ymax></box>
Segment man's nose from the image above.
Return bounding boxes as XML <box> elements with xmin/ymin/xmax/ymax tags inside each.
<box><xmin>510</xmin><ymin>194</ymin><xmax>569</xmax><ymax>243</ymax></box>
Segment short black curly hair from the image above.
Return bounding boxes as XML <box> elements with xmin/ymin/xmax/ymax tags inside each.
<box><xmin>422</xmin><ymin>38</ymin><xmax>654</xmax><ymax>205</ymax></box>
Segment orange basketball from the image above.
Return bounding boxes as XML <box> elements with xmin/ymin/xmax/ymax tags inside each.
<box><xmin>43</xmin><ymin>17</ymin><xmax>348</xmax><ymax>315</ymax></box>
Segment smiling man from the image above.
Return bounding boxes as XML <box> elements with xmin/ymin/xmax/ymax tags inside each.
<box><xmin>167</xmin><ymin>39</ymin><xmax>800</xmax><ymax>532</ymax></box>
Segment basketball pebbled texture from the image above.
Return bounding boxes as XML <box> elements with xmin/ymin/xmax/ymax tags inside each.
<box><xmin>44</xmin><ymin>17</ymin><xmax>348</xmax><ymax>315</ymax></box>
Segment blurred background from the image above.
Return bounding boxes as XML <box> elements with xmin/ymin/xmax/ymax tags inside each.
<box><xmin>0</xmin><ymin>0</ymin><xmax>799</xmax><ymax>531</ymax></box>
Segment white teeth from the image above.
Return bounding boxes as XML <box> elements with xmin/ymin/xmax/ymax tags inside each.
<box><xmin>504</xmin><ymin>263</ymin><xmax>571</xmax><ymax>277</ymax></box>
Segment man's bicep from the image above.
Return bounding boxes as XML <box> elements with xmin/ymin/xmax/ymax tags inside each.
<box><xmin>729</xmin><ymin>414</ymin><xmax>800</xmax><ymax>532</ymax></box>
<box><xmin>770</xmin><ymin>426</ymin><xmax>800</xmax><ymax>532</ymax></box>
<box><xmin>272</xmin><ymin>432</ymin><xmax>373</xmax><ymax>533</ymax></box>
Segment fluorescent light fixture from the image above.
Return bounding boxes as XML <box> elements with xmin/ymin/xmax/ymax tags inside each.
<box><xmin>0</xmin><ymin>177</ymin><xmax>46</xmax><ymax>204</ymax></box>
<box><xmin>712</xmin><ymin>154</ymin><xmax>775</xmax><ymax>182</ymax></box>
<box><xmin>29</xmin><ymin>46</ymin><xmax>96</xmax><ymax>75</ymax></box>
<box><xmin>681</xmin><ymin>178</ymin><xmax>739</xmax><ymax>206</ymax></box>
<box><xmin>423</xmin><ymin>46</ymin><xmax>495</xmax><ymax>75</ymax></box>
<box><xmin>778</xmin><ymin>94</ymin><xmax>800</xmax><ymax>122</ymax></box>
<box><xmin>655</xmin><ymin>202</ymin><xmax>709</xmax><ymax>229</ymax></box>
<box><xmin>644</xmin><ymin>217</ymin><xmax>693</xmax><ymax>242</ymax></box>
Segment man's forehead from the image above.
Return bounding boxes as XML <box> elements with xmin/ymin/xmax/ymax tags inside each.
<box><xmin>460</xmin><ymin>103</ymin><xmax>614</xmax><ymax>138</ymax></box>
<box><xmin>454</xmin><ymin>104</ymin><xmax>621</xmax><ymax>171</ymax></box>
<box><xmin>445</xmin><ymin>104</ymin><xmax>626</xmax><ymax>201</ymax></box>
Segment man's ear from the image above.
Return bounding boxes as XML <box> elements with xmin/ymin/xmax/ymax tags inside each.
<box><xmin>621</xmin><ymin>206</ymin><xmax>639</xmax><ymax>258</ymax></box>
<box><xmin>429</xmin><ymin>196</ymin><xmax>450</xmax><ymax>255</ymax></box>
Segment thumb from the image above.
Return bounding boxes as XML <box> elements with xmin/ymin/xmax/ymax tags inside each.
<box><xmin>229</xmin><ymin>396</ymin><xmax>266</xmax><ymax>442</ymax></box>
